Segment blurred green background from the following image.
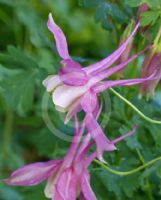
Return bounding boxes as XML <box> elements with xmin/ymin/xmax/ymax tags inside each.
<box><xmin>0</xmin><ymin>0</ymin><xmax>161</xmax><ymax>199</ymax></box>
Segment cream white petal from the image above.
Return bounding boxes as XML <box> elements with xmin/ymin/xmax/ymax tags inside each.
<box><xmin>65</xmin><ymin>97</ymin><xmax>82</xmax><ymax>124</ymax></box>
<box><xmin>43</xmin><ymin>75</ymin><xmax>62</xmax><ymax>92</ymax></box>
<box><xmin>52</xmin><ymin>84</ymin><xmax>87</xmax><ymax>109</ymax></box>
<box><xmin>44</xmin><ymin>175</ymin><xmax>56</xmax><ymax>198</ymax></box>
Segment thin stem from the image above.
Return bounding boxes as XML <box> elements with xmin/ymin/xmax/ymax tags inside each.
<box><xmin>94</xmin><ymin>156</ymin><xmax>161</xmax><ymax>176</ymax></box>
<box><xmin>109</xmin><ymin>88</ymin><xmax>161</xmax><ymax>124</ymax></box>
<box><xmin>136</xmin><ymin>150</ymin><xmax>153</xmax><ymax>200</ymax></box>
<box><xmin>136</xmin><ymin>149</ymin><xmax>145</xmax><ymax>164</ymax></box>
<box><xmin>153</xmin><ymin>26</ymin><xmax>161</xmax><ymax>50</ymax></box>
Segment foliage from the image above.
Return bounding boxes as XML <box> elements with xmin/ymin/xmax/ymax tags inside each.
<box><xmin>0</xmin><ymin>0</ymin><xmax>161</xmax><ymax>199</ymax></box>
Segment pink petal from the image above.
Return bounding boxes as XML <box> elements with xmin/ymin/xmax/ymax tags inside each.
<box><xmin>84</xmin><ymin>152</ymin><xmax>96</xmax><ymax>168</ymax></box>
<box><xmin>81</xmin><ymin>90</ymin><xmax>98</xmax><ymax>113</ymax></box>
<box><xmin>140</xmin><ymin>53</ymin><xmax>161</xmax><ymax>96</ymax></box>
<box><xmin>62</xmin><ymin>77</ymin><xmax>102</xmax><ymax>118</ymax></box>
<box><xmin>85</xmin><ymin>23</ymin><xmax>140</xmax><ymax>75</ymax></box>
<box><xmin>75</xmin><ymin>134</ymin><xmax>91</xmax><ymax>161</ymax></box>
<box><xmin>62</xmin><ymin>116</ymin><xmax>86</xmax><ymax>171</ymax></box>
<box><xmin>112</xmin><ymin>125</ymin><xmax>138</xmax><ymax>144</ymax></box>
<box><xmin>90</xmin><ymin>46</ymin><xmax>149</xmax><ymax>84</ymax></box>
<box><xmin>44</xmin><ymin>161</ymin><xmax>62</xmax><ymax>198</ymax></box>
<box><xmin>47</xmin><ymin>13</ymin><xmax>70</xmax><ymax>60</ymax></box>
<box><xmin>53</xmin><ymin>190</ymin><xmax>64</xmax><ymax>200</ymax></box>
<box><xmin>54</xmin><ymin>168</ymin><xmax>77</xmax><ymax>200</ymax></box>
<box><xmin>93</xmin><ymin>74</ymin><xmax>156</xmax><ymax>93</ymax></box>
<box><xmin>43</xmin><ymin>75</ymin><xmax>62</xmax><ymax>92</ymax></box>
<box><xmin>3</xmin><ymin>160</ymin><xmax>60</xmax><ymax>186</ymax></box>
<box><xmin>81</xmin><ymin>171</ymin><xmax>97</xmax><ymax>200</ymax></box>
<box><xmin>85</xmin><ymin>114</ymin><xmax>116</xmax><ymax>160</ymax></box>
<box><xmin>59</xmin><ymin>59</ymin><xmax>89</xmax><ymax>86</ymax></box>
<box><xmin>44</xmin><ymin>159</ymin><xmax>67</xmax><ymax>199</ymax></box>
<box><xmin>74</xmin><ymin>114</ymin><xmax>79</xmax><ymax>135</ymax></box>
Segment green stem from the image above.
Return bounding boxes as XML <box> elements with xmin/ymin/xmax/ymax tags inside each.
<box><xmin>136</xmin><ymin>150</ymin><xmax>153</xmax><ymax>200</ymax></box>
<box><xmin>94</xmin><ymin>156</ymin><xmax>161</xmax><ymax>176</ymax></box>
<box><xmin>153</xmin><ymin>26</ymin><xmax>161</xmax><ymax>51</ymax></box>
<box><xmin>136</xmin><ymin>149</ymin><xmax>145</xmax><ymax>164</ymax></box>
<box><xmin>109</xmin><ymin>88</ymin><xmax>161</xmax><ymax>124</ymax></box>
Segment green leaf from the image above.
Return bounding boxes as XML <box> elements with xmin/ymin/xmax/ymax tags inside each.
<box><xmin>95</xmin><ymin>169</ymin><xmax>122</xmax><ymax>197</ymax></box>
<box><xmin>81</xmin><ymin>1</ymin><xmax>129</xmax><ymax>30</ymax></box>
<box><xmin>93</xmin><ymin>169</ymin><xmax>141</xmax><ymax>199</ymax></box>
<box><xmin>141</xmin><ymin>11</ymin><xmax>160</xmax><ymax>26</ymax></box>
<box><xmin>107</xmin><ymin>3</ymin><xmax>128</xmax><ymax>23</ymax></box>
<box><xmin>125</xmin><ymin>0</ymin><xmax>142</xmax><ymax>7</ymax></box>
<box><xmin>23</xmin><ymin>128</ymin><xmax>68</xmax><ymax>158</ymax></box>
<box><xmin>144</xmin><ymin>0</ymin><xmax>161</xmax><ymax>8</ymax></box>
<box><xmin>119</xmin><ymin>125</ymin><xmax>142</xmax><ymax>150</ymax></box>
<box><xmin>0</xmin><ymin>64</ymin><xmax>22</xmax><ymax>81</ymax></box>
<box><xmin>0</xmin><ymin>70</ymin><xmax>37</xmax><ymax>112</ymax></box>
<box><xmin>95</xmin><ymin>3</ymin><xmax>114</xmax><ymax>30</ymax></box>
<box><xmin>0</xmin><ymin>46</ymin><xmax>38</xmax><ymax>69</ymax></box>
<box><xmin>120</xmin><ymin>174</ymin><xmax>141</xmax><ymax>197</ymax></box>
<box><xmin>16</xmin><ymin>2</ymin><xmax>47</xmax><ymax>47</ymax></box>
<box><xmin>79</xmin><ymin>0</ymin><xmax>101</xmax><ymax>7</ymax></box>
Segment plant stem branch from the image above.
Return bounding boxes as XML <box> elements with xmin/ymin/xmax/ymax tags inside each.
<box><xmin>94</xmin><ymin>156</ymin><xmax>161</xmax><ymax>176</ymax></box>
<box><xmin>109</xmin><ymin>88</ymin><xmax>161</xmax><ymax>124</ymax></box>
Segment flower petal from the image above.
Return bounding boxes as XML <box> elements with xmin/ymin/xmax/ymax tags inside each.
<box><xmin>93</xmin><ymin>75</ymin><xmax>156</xmax><ymax>93</ymax></box>
<box><xmin>47</xmin><ymin>13</ymin><xmax>70</xmax><ymax>60</ymax></box>
<box><xmin>81</xmin><ymin>171</ymin><xmax>97</xmax><ymax>200</ymax></box>
<box><xmin>52</xmin><ymin>84</ymin><xmax>87</xmax><ymax>109</ymax></box>
<box><xmin>65</xmin><ymin>97</ymin><xmax>82</xmax><ymax>124</ymax></box>
<box><xmin>85</xmin><ymin>114</ymin><xmax>116</xmax><ymax>160</ymax></box>
<box><xmin>3</xmin><ymin>160</ymin><xmax>60</xmax><ymax>186</ymax></box>
<box><xmin>54</xmin><ymin>168</ymin><xmax>77</xmax><ymax>200</ymax></box>
<box><xmin>90</xmin><ymin>46</ymin><xmax>149</xmax><ymax>84</ymax></box>
<box><xmin>45</xmin><ymin>176</ymin><xmax>56</xmax><ymax>198</ymax></box>
<box><xmin>81</xmin><ymin>90</ymin><xmax>98</xmax><ymax>113</ymax></box>
<box><xmin>44</xmin><ymin>161</ymin><xmax>63</xmax><ymax>198</ymax></box>
<box><xmin>59</xmin><ymin>59</ymin><xmax>89</xmax><ymax>86</ymax></box>
<box><xmin>140</xmin><ymin>53</ymin><xmax>161</xmax><ymax>96</ymax></box>
<box><xmin>112</xmin><ymin>125</ymin><xmax>138</xmax><ymax>144</ymax></box>
<box><xmin>43</xmin><ymin>75</ymin><xmax>62</xmax><ymax>92</ymax></box>
<box><xmin>85</xmin><ymin>23</ymin><xmax>140</xmax><ymax>74</ymax></box>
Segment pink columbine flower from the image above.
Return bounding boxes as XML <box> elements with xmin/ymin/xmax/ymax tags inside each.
<box><xmin>140</xmin><ymin>27</ymin><xmax>161</xmax><ymax>97</ymax></box>
<box><xmin>140</xmin><ymin>49</ymin><xmax>161</xmax><ymax>96</ymax></box>
<box><xmin>1</xmin><ymin>116</ymin><xmax>96</xmax><ymax>200</ymax></box>
<box><xmin>43</xmin><ymin>13</ymin><xmax>154</xmax><ymax>160</ymax></box>
<box><xmin>1</xmin><ymin>114</ymin><xmax>136</xmax><ymax>200</ymax></box>
<box><xmin>43</xmin><ymin>13</ymin><xmax>154</xmax><ymax>119</ymax></box>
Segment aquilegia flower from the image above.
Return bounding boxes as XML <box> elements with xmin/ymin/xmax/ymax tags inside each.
<box><xmin>1</xmin><ymin>114</ymin><xmax>137</xmax><ymax>200</ymax></box>
<box><xmin>43</xmin><ymin>13</ymin><xmax>155</xmax><ymax>160</ymax></box>
<box><xmin>2</xmin><ymin>116</ymin><xmax>96</xmax><ymax>200</ymax></box>
<box><xmin>140</xmin><ymin>50</ymin><xmax>161</xmax><ymax>96</ymax></box>
<box><xmin>140</xmin><ymin>36</ymin><xmax>161</xmax><ymax>97</ymax></box>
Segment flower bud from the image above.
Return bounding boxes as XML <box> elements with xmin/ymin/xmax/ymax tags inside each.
<box><xmin>140</xmin><ymin>42</ymin><xmax>161</xmax><ymax>97</ymax></box>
